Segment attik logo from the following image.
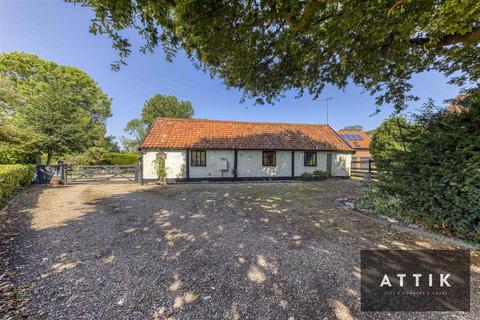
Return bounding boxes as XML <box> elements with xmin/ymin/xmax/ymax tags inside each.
<box><xmin>361</xmin><ymin>250</ymin><xmax>470</xmax><ymax>311</ymax></box>
<box><xmin>379</xmin><ymin>273</ymin><xmax>451</xmax><ymax>287</ymax></box>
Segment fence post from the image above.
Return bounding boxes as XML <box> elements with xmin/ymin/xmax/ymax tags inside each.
<box><xmin>368</xmin><ymin>159</ymin><xmax>372</xmax><ymax>174</ymax></box>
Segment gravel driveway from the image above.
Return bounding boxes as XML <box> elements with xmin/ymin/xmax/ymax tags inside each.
<box><xmin>6</xmin><ymin>180</ymin><xmax>479</xmax><ymax>319</ymax></box>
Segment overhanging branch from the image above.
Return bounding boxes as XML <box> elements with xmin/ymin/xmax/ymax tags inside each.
<box><xmin>291</xmin><ymin>0</ymin><xmax>332</xmax><ymax>32</ymax></box>
<box><xmin>410</xmin><ymin>27</ymin><xmax>480</xmax><ymax>47</ymax></box>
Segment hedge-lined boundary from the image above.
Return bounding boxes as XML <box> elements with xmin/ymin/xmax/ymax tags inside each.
<box><xmin>0</xmin><ymin>165</ymin><xmax>35</xmax><ymax>207</ymax></box>
<box><xmin>110</xmin><ymin>153</ymin><xmax>139</xmax><ymax>165</ymax></box>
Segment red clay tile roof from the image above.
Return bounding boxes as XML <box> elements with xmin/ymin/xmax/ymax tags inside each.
<box><xmin>140</xmin><ymin>118</ymin><xmax>354</xmax><ymax>152</ymax></box>
<box><xmin>337</xmin><ymin>130</ymin><xmax>371</xmax><ymax>149</ymax></box>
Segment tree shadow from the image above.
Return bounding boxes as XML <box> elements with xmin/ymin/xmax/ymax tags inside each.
<box><xmin>9</xmin><ymin>183</ymin><xmax>478</xmax><ymax>319</ymax></box>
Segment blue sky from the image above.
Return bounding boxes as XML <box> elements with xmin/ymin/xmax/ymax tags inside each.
<box><xmin>0</xmin><ymin>0</ymin><xmax>462</xmax><ymax>141</ymax></box>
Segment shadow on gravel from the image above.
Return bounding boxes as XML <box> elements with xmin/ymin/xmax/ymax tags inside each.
<box><xmin>10</xmin><ymin>183</ymin><xmax>479</xmax><ymax>319</ymax></box>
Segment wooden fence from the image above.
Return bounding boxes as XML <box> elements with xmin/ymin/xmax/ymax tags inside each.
<box><xmin>351</xmin><ymin>159</ymin><xmax>377</xmax><ymax>181</ymax></box>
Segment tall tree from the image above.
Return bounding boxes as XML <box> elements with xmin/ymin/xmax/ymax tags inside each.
<box><xmin>122</xmin><ymin>118</ymin><xmax>149</xmax><ymax>152</ymax></box>
<box><xmin>340</xmin><ymin>125</ymin><xmax>364</xmax><ymax>131</ymax></box>
<box><xmin>0</xmin><ymin>73</ymin><xmax>42</xmax><ymax>164</ymax></box>
<box><xmin>122</xmin><ymin>94</ymin><xmax>193</xmax><ymax>151</ymax></box>
<box><xmin>0</xmin><ymin>52</ymin><xmax>112</xmax><ymax>164</ymax></box>
<box><xmin>142</xmin><ymin>95</ymin><xmax>193</xmax><ymax>125</ymax></box>
<box><xmin>69</xmin><ymin>0</ymin><xmax>480</xmax><ymax>110</ymax></box>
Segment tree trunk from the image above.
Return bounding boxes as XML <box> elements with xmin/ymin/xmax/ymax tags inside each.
<box><xmin>46</xmin><ymin>150</ymin><xmax>53</xmax><ymax>166</ymax></box>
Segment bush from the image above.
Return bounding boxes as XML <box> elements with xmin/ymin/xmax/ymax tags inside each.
<box><xmin>300</xmin><ymin>172</ymin><xmax>314</xmax><ymax>181</ymax></box>
<box><xmin>369</xmin><ymin>91</ymin><xmax>480</xmax><ymax>241</ymax></box>
<box><xmin>110</xmin><ymin>153</ymin><xmax>139</xmax><ymax>165</ymax></box>
<box><xmin>0</xmin><ymin>164</ymin><xmax>35</xmax><ymax>207</ymax></box>
<box><xmin>312</xmin><ymin>170</ymin><xmax>330</xmax><ymax>180</ymax></box>
<box><xmin>67</xmin><ymin>150</ymin><xmax>139</xmax><ymax>165</ymax></box>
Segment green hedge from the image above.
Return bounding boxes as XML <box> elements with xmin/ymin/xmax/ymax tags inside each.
<box><xmin>368</xmin><ymin>92</ymin><xmax>480</xmax><ymax>241</ymax></box>
<box><xmin>0</xmin><ymin>165</ymin><xmax>35</xmax><ymax>207</ymax></box>
<box><xmin>109</xmin><ymin>153</ymin><xmax>139</xmax><ymax>165</ymax></box>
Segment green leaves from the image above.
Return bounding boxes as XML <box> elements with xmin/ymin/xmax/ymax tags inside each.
<box><xmin>122</xmin><ymin>94</ymin><xmax>193</xmax><ymax>151</ymax></box>
<box><xmin>70</xmin><ymin>0</ymin><xmax>480</xmax><ymax>110</ymax></box>
<box><xmin>0</xmin><ymin>52</ymin><xmax>112</xmax><ymax>164</ymax></box>
<box><xmin>141</xmin><ymin>94</ymin><xmax>193</xmax><ymax>124</ymax></box>
<box><xmin>0</xmin><ymin>164</ymin><xmax>35</xmax><ymax>207</ymax></box>
<box><xmin>369</xmin><ymin>89</ymin><xmax>480</xmax><ymax>241</ymax></box>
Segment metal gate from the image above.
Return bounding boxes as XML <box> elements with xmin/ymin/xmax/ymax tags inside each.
<box><xmin>65</xmin><ymin>165</ymin><xmax>140</xmax><ymax>183</ymax></box>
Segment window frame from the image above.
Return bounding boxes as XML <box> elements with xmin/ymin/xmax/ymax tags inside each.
<box><xmin>304</xmin><ymin>151</ymin><xmax>317</xmax><ymax>166</ymax></box>
<box><xmin>191</xmin><ymin>149</ymin><xmax>207</xmax><ymax>167</ymax></box>
<box><xmin>262</xmin><ymin>151</ymin><xmax>276</xmax><ymax>167</ymax></box>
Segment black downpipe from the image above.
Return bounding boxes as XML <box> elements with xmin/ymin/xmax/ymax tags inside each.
<box><xmin>186</xmin><ymin>149</ymin><xmax>190</xmax><ymax>179</ymax></box>
<box><xmin>234</xmin><ymin>150</ymin><xmax>238</xmax><ymax>179</ymax></box>
<box><xmin>291</xmin><ymin>151</ymin><xmax>295</xmax><ymax>177</ymax></box>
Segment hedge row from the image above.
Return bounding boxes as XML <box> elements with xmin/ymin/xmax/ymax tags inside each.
<box><xmin>0</xmin><ymin>165</ymin><xmax>35</xmax><ymax>207</ymax></box>
<box><xmin>109</xmin><ymin>153</ymin><xmax>140</xmax><ymax>165</ymax></box>
<box><xmin>368</xmin><ymin>92</ymin><xmax>480</xmax><ymax>241</ymax></box>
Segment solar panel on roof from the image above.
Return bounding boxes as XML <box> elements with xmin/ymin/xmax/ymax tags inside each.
<box><xmin>340</xmin><ymin>133</ymin><xmax>365</xmax><ymax>141</ymax></box>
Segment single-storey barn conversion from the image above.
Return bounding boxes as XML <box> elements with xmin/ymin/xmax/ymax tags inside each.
<box><xmin>139</xmin><ymin>118</ymin><xmax>354</xmax><ymax>182</ymax></box>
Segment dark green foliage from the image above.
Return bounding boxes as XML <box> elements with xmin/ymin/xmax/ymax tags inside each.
<box><xmin>110</xmin><ymin>153</ymin><xmax>139</xmax><ymax>165</ymax></box>
<box><xmin>0</xmin><ymin>52</ymin><xmax>112</xmax><ymax>164</ymax></box>
<box><xmin>369</xmin><ymin>91</ymin><xmax>480</xmax><ymax>241</ymax></box>
<box><xmin>70</xmin><ymin>0</ymin><xmax>480</xmax><ymax>110</ymax></box>
<box><xmin>0</xmin><ymin>164</ymin><xmax>35</xmax><ymax>207</ymax></box>
<box><xmin>0</xmin><ymin>120</ymin><xmax>41</xmax><ymax>164</ymax></box>
<box><xmin>312</xmin><ymin>170</ymin><xmax>330</xmax><ymax>180</ymax></box>
<box><xmin>370</xmin><ymin>116</ymin><xmax>411</xmax><ymax>172</ymax></box>
<box><xmin>70</xmin><ymin>148</ymin><xmax>139</xmax><ymax>165</ymax></box>
<box><xmin>122</xmin><ymin>94</ymin><xmax>193</xmax><ymax>151</ymax></box>
<box><xmin>141</xmin><ymin>95</ymin><xmax>193</xmax><ymax>125</ymax></box>
<box><xmin>300</xmin><ymin>172</ymin><xmax>314</xmax><ymax>181</ymax></box>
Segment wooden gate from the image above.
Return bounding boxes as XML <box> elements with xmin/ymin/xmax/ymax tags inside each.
<box><xmin>65</xmin><ymin>165</ymin><xmax>139</xmax><ymax>183</ymax></box>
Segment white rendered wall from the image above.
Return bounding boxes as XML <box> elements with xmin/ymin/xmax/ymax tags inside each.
<box><xmin>142</xmin><ymin>151</ymin><xmax>158</xmax><ymax>179</ymax></box>
<box><xmin>293</xmin><ymin>151</ymin><xmax>327</xmax><ymax>176</ymax></box>
<box><xmin>165</xmin><ymin>150</ymin><xmax>187</xmax><ymax>179</ymax></box>
<box><xmin>237</xmin><ymin>150</ymin><xmax>292</xmax><ymax>177</ymax></box>
<box><xmin>143</xmin><ymin>149</ymin><xmax>352</xmax><ymax>179</ymax></box>
<box><xmin>189</xmin><ymin>150</ymin><xmax>235</xmax><ymax>178</ymax></box>
<box><xmin>142</xmin><ymin>150</ymin><xmax>187</xmax><ymax>179</ymax></box>
<box><xmin>331</xmin><ymin>153</ymin><xmax>352</xmax><ymax>177</ymax></box>
<box><xmin>293</xmin><ymin>151</ymin><xmax>351</xmax><ymax>177</ymax></box>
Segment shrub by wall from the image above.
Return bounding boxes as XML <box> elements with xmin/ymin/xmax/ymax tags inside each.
<box><xmin>0</xmin><ymin>165</ymin><xmax>35</xmax><ymax>207</ymax></box>
<box><xmin>312</xmin><ymin>170</ymin><xmax>330</xmax><ymax>180</ymax></box>
<box><xmin>300</xmin><ymin>172</ymin><xmax>314</xmax><ymax>181</ymax></box>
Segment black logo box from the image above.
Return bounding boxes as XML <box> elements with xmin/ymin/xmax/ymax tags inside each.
<box><xmin>361</xmin><ymin>250</ymin><xmax>470</xmax><ymax>311</ymax></box>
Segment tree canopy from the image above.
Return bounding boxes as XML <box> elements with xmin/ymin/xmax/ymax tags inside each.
<box><xmin>122</xmin><ymin>94</ymin><xmax>193</xmax><ymax>151</ymax></box>
<box><xmin>142</xmin><ymin>94</ymin><xmax>193</xmax><ymax>125</ymax></box>
<box><xmin>70</xmin><ymin>0</ymin><xmax>480</xmax><ymax>110</ymax></box>
<box><xmin>340</xmin><ymin>125</ymin><xmax>364</xmax><ymax>131</ymax></box>
<box><xmin>0</xmin><ymin>52</ymin><xmax>112</xmax><ymax>164</ymax></box>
